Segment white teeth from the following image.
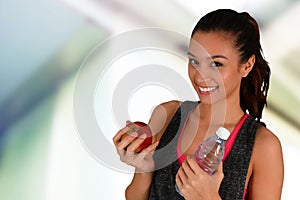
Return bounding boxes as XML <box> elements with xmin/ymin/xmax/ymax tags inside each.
<box><xmin>199</xmin><ymin>86</ymin><xmax>218</xmax><ymax>92</ymax></box>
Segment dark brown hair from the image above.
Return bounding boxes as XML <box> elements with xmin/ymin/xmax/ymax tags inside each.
<box><xmin>192</xmin><ymin>9</ymin><xmax>270</xmax><ymax>119</ymax></box>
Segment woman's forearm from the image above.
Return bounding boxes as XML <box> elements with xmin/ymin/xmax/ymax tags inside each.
<box><xmin>125</xmin><ymin>172</ymin><xmax>153</xmax><ymax>200</ymax></box>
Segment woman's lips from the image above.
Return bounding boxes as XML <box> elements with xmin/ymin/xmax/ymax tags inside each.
<box><xmin>198</xmin><ymin>85</ymin><xmax>219</xmax><ymax>95</ymax></box>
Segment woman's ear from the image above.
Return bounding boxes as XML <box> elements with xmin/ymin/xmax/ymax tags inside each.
<box><xmin>241</xmin><ymin>55</ymin><xmax>255</xmax><ymax>77</ymax></box>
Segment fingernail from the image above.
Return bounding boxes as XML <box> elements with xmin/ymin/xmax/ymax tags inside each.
<box><xmin>128</xmin><ymin>131</ymin><xmax>138</xmax><ymax>137</ymax></box>
<box><xmin>122</xmin><ymin>127</ymin><xmax>129</xmax><ymax>133</ymax></box>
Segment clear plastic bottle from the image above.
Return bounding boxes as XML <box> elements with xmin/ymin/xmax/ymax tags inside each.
<box><xmin>194</xmin><ymin>127</ymin><xmax>230</xmax><ymax>175</ymax></box>
<box><xmin>175</xmin><ymin>127</ymin><xmax>230</xmax><ymax>196</ymax></box>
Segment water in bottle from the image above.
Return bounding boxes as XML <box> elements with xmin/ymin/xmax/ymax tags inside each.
<box><xmin>194</xmin><ymin>127</ymin><xmax>230</xmax><ymax>175</ymax></box>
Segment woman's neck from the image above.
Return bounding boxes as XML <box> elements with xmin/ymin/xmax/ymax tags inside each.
<box><xmin>196</xmin><ymin>100</ymin><xmax>245</xmax><ymax>128</ymax></box>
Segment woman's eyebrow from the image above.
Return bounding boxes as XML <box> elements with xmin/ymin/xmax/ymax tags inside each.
<box><xmin>211</xmin><ymin>55</ymin><xmax>228</xmax><ymax>59</ymax></box>
<box><xmin>188</xmin><ymin>52</ymin><xmax>228</xmax><ymax>60</ymax></box>
<box><xmin>187</xmin><ymin>52</ymin><xmax>196</xmax><ymax>57</ymax></box>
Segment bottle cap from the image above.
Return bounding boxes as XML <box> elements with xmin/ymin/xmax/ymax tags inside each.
<box><xmin>216</xmin><ymin>127</ymin><xmax>230</xmax><ymax>140</ymax></box>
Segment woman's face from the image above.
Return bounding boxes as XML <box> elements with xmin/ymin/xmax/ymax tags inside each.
<box><xmin>188</xmin><ymin>31</ymin><xmax>245</xmax><ymax>105</ymax></box>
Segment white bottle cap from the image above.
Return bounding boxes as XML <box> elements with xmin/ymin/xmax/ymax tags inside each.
<box><xmin>216</xmin><ymin>127</ymin><xmax>230</xmax><ymax>140</ymax></box>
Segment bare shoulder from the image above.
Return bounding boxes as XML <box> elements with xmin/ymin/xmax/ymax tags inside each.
<box><xmin>151</xmin><ymin>100</ymin><xmax>182</xmax><ymax>118</ymax></box>
<box><xmin>252</xmin><ymin>125</ymin><xmax>283</xmax><ymax>165</ymax></box>
<box><xmin>248</xmin><ymin>125</ymin><xmax>284</xmax><ymax>198</ymax></box>
<box><xmin>148</xmin><ymin>100</ymin><xmax>182</xmax><ymax>142</ymax></box>
<box><xmin>254</xmin><ymin>125</ymin><xmax>282</xmax><ymax>154</ymax></box>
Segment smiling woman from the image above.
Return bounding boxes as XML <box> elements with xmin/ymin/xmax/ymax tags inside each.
<box><xmin>113</xmin><ymin>9</ymin><xmax>284</xmax><ymax>200</ymax></box>
<box><xmin>187</xmin><ymin>31</ymin><xmax>246</xmax><ymax>105</ymax></box>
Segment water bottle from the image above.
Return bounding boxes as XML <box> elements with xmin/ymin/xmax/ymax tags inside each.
<box><xmin>175</xmin><ymin>127</ymin><xmax>230</xmax><ymax>195</ymax></box>
<box><xmin>194</xmin><ymin>127</ymin><xmax>230</xmax><ymax>175</ymax></box>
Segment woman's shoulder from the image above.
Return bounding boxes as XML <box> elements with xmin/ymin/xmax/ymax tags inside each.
<box><xmin>252</xmin><ymin>125</ymin><xmax>283</xmax><ymax>168</ymax></box>
<box><xmin>159</xmin><ymin>100</ymin><xmax>182</xmax><ymax>110</ymax></box>
<box><xmin>255</xmin><ymin>125</ymin><xmax>282</xmax><ymax>152</ymax></box>
<box><xmin>148</xmin><ymin>100</ymin><xmax>182</xmax><ymax>141</ymax></box>
<box><xmin>151</xmin><ymin>100</ymin><xmax>182</xmax><ymax>119</ymax></box>
<box><xmin>248</xmin><ymin>124</ymin><xmax>284</xmax><ymax>197</ymax></box>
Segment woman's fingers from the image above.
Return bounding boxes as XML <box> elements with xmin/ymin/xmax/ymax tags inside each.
<box><xmin>175</xmin><ymin>173</ymin><xmax>183</xmax><ymax>191</ymax></box>
<box><xmin>213</xmin><ymin>162</ymin><xmax>224</xmax><ymax>180</ymax></box>
<box><xmin>126</xmin><ymin>134</ymin><xmax>147</xmax><ymax>152</ymax></box>
<box><xmin>176</xmin><ymin>162</ymin><xmax>192</xmax><ymax>196</ymax></box>
<box><xmin>217</xmin><ymin>162</ymin><xmax>223</xmax><ymax>173</ymax></box>
<box><xmin>176</xmin><ymin>158</ymin><xmax>198</xmax><ymax>189</ymax></box>
<box><xmin>175</xmin><ymin>158</ymin><xmax>224</xmax><ymax>198</ymax></box>
<box><xmin>116</xmin><ymin>130</ymin><xmax>138</xmax><ymax>150</ymax></box>
<box><xmin>112</xmin><ymin>126</ymin><xmax>129</xmax><ymax>145</ymax></box>
<box><xmin>177</xmin><ymin>166</ymin><xmax>188</xmax><ymax>186</ymax></box>
<box><xmin>187</xmin><ymin>156</ymin><xmax>207</xmax><ymax>176</ymax></box>
<box><xmin>141</xmin><ymin>141</ymin><xmax>159</xmax><ymax>154</ymax></box>
<box><xmin>184</xmin><ymin>157</ymin><xmax>198</xmax><ymax>176</ymax></box>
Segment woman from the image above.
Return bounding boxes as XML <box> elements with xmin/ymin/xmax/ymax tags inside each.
<box><xmin>113</xmin><ymin>9</ymin><xmax>284</xmax><ymax>200</ymax></box>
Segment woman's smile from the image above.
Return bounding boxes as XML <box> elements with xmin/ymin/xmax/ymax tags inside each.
<box><xmin>198</xmin><ymin>85</ymin><xmax>219</xmax><ymax>95</ymax></box>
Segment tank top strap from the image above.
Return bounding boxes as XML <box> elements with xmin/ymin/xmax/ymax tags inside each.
<box><xmin>219</xmin><ymin>115</ymin><xmax>262</xmax><ymax>199</ymax></box>
<box><xmin>153</xmin><ymin>101</ymin><xmax>199</xmax><ymax>170</ymax></box>
<box><xmin>176</xmin><ymin>108</ymin><xmax>195</xmax><ymax>165</ymax></box>
<box><xmin>223</xmin><ymin>114</ymin><xmax>249</xmax><ymax>161</ymax></box>
<box><xmin>149</xmin><ymin>101</ymin><xmax>198</xmax><ymax>200</ymax></box>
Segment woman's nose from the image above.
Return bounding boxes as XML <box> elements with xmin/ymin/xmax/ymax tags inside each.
<box><xmin>194</xmin><ymin>65</ymin><xmax>220</xmax><ymax>84</ymax></box>
<box><xmin>194</xmin><ymin>65</ymin><xmax>211</xmax><ymax>80</ymax></box>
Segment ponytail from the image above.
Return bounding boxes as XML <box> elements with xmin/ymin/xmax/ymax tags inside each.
<box><xmin>240</xmin><ymin>54</ymin><xmax>270</xmax><ymax>119</ymax></box>
<box><xmin>239</xmin><ymin>12</ymin><xmax>270</xmax><ymax>119</ymax></box>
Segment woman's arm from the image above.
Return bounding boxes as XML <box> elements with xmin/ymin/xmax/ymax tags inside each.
<box><xmin>248</xmin><ymin>126</ymin><xmax>284</xmax><ymax>199</ymax></box>
<box><xmin>125</xmin><ymin>172</ymin><xmax>154</xmax><ymax>200</ymax></box>
<box><xmin>114</xmin><ymin>100</ymin><xmax>181</xmax><ymax>200</ymax></box>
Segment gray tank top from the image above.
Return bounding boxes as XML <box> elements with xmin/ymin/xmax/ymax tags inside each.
<box><xmin>149</xmin><ymin>101</ymin><xmax>263</xmax><ymax>200</ymax></box>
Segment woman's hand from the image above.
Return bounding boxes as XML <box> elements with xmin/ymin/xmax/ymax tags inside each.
<box><xmin>175</xmin><ymin>156</ymin><xmax>223</xmax><ymax>200</ymax></box>
<box><xmin>113</xmin><ymin>124</ymin><xmax>159</xmax><ymax>173</ymax></box>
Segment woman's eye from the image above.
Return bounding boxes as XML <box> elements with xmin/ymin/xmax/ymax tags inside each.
<box><xmin>211</xmin><ymin>61</ymin><xmax>222</xmax><ymax>67</ymax></box>
<box><xmin>189</xmin><ymin>58</ymin><xmax>199</xmax><ymax>66</ymax></box>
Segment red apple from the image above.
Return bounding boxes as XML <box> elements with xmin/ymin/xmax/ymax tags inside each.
<box><xmin>120</xmin><ymin>121</ymin><xmax>152</xmax><ymax>153</ymax></box>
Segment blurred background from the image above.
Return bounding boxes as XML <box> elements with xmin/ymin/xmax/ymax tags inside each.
<box><xmin>0</xmin><ymin>0</ymin><xmax>299</xmax><ymax>199</ymax></box>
